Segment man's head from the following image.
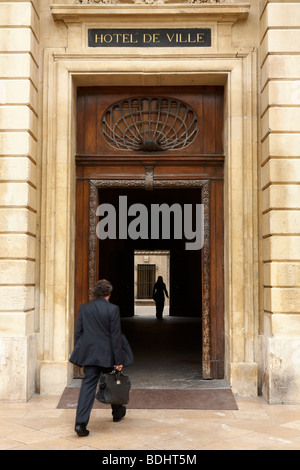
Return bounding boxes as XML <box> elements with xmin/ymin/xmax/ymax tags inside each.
<box><xmin>93</xmin><ymin>279</ymin><xmax>113</xmax><ymax>298</ymax></box>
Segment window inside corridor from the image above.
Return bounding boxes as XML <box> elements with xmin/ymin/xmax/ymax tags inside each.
<box><xmin>136</xmin><ymin>264</ymin><xmax>156</xmax><ymax>299</ymax></box>
<box><xmin>134</xmin><ymin>250</ymin><xmax>170</xmax><ymax>316</ymax></box>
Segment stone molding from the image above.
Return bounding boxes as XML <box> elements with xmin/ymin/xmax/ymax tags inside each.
<box><xmin>50</xmin><ymin>2</ymin><xmax>250</xmax><ymax>23</ymax></box>
<box><xmin>74</xmin><ymin>0</ymin><xmax>225</xmax><ymax>4</ymax></box>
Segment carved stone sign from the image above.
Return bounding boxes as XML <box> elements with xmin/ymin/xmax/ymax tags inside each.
<box><xmin>88</xmin><ymin>28</ymin><xmax>211</xmax><ymax>48</ymax></box>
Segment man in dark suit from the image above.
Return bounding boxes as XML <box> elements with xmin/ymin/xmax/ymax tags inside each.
<box><xmin>69</xmin><ymin>279</ymin><xmax>126</xmax><ymax>437</ymax></box>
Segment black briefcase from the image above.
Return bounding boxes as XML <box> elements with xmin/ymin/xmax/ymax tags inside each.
<box><xmin>96</xmin><ymin>370</ymin><xmax>131</xmax><ymax>405</ymax></box>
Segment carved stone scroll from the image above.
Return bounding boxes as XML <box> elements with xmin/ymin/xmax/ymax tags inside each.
<box><xmin>188</xmin><ymin>0</ymin><xmax>224</xmax><ymax>3</ymax></box>
<box><xmin>75</xmin><ymin>0</ymin><xmax>118</xmax><ymax>4</ymax></box>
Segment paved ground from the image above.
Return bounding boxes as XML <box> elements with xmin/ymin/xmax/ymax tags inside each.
<box><xmin>1</xmin><ymin>394</ymin><xmax>300</xmax><ymax>450</ymax></box>
<box><xmin>1</xmin><ymin>316</ymin><xmax>299</xmax><ymax>451</ymax></box>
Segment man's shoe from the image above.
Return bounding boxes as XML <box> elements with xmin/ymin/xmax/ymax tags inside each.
<box><xmin>113</xmin><ymin>406</ymin><xmax>126</xmax><ymax>422</ymax></box>
<box><xmin>75</xmin><ymin>424</ymin><xmax>89</xmax><ymax>437</ymax></box>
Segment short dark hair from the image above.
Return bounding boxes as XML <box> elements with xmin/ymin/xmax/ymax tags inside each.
<box><xmin>93</xmin><ymin>279</ymin><xmax>113</xmax><ymax>298</ymax></box>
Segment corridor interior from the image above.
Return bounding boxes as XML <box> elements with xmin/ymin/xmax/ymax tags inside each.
<box><xmin>120</xmin><ymin>312</ymin><xmax>226</xmax><ymax>390</ymax></box>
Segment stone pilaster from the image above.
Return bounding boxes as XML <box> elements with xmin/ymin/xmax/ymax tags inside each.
<box><xmin>260</xmin><ymin>0</ymin><xmax>300</xmax><ymax>403</ymax></box>
<box><xmin>0</xmin><ymin>1</ymin><xmax>39</xmax><ymax>401</ymax></box>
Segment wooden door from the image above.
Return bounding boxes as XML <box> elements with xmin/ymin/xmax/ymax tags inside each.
<box><xmin>75</xmin><ymin>86</ymin><xmax>224</xmax><ymax>379</ymax></box>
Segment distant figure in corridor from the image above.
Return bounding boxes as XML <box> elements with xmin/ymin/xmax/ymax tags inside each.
<box><xmin>152</xmin><ymin>276</ymin><xmax>169</xmax><ymax>319</ymax></box>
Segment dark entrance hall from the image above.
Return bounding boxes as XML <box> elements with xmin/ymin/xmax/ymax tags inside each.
<box><xmin>75</xmin><ymin>182</ymin><xmax>224</xmax><ymax>380</ymax></box>
<box><xmin>93</xmin><ymin>186</ymin><xmax>212</xmax><ymax>385</ymax></box>
<box><xmin>97</xmin><ymin>187</ymin><xmax>202</xmax><ymax>319</ymax></box>
<box><xmin>120</xmin><ymin>315</ymin><xmax>204</xmax><ymax>388</ymax></box>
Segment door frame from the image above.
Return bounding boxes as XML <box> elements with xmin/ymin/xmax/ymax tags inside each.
<box><xmin>39</xmin><ymin>50</ymin><xmax>259</xmax><ymax>395</ymax></box>
<box><xmin>86</xmin><ymin>175</ymin><xmax>223</xmax><ymax>379</ymax></box>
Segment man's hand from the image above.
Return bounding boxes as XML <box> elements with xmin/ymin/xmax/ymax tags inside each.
<box><xmin>115</xmin><ymin>365</ymin><xmax>123</xmax><ymax>371</ymax></box>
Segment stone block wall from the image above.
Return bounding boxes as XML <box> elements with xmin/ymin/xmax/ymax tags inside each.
<box><xmin>260</xmin><ymin>0</ymin><xmax>300</xmax><ymax>403</ymax></box>
<box><xmin>0</xmin><ymin>1</ymin><xmax>39</xmax><ymax>401</ymax></box>
<box><xmin>0</xmin><ymin>0</ymin><xmax>300</xmax><ymax>403</ymax></box>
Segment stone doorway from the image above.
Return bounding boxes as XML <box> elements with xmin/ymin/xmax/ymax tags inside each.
<box><xmin>39</xmin><ymin>45</ymin><xmax>259</xmax><ymax>396</ymax></box>
<box><xmin>75</xmin><ymin>86</ymin><xmax>224</xmax><ymax>381</ymax></box>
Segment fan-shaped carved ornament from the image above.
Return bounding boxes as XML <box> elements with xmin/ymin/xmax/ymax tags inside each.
<box><xmin>102</xmin><ymin>97</ymin><xmax>198</xmax><ymax>152</ymax></box>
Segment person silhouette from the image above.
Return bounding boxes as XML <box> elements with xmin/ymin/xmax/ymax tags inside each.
<box><xmin>69</xmin><ymin>279</ymin><xmax>127</xmax><ymax>437</ymax></box>
<box><xmin>152</xmin><ymin>276</ymin><xmax>169</xmax><ymax>319</ymax></box>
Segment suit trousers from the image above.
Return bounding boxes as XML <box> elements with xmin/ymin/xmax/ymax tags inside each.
<box><xmin>75</xmin><ymin>365</ymin><xmax>125</xmax><ymax>426</ymax></box>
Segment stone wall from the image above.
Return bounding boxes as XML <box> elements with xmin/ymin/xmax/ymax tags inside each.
<box><xmin>0</xmin><ymin>0</ymin><xmax>300</xmax><ymax>403</ymax></box>
<box><xmin>37</xmin><ymin>0</ymin><xmax>262</xmax><ymax>396</ymax></box>
<box><xmin>260</xmin><ymin>0</ymin><xmax>300</xmax><ymax>403</ymax></box>
<box><xmin>0</xmin><ymin>1</ymin><xmax>39</xmax><ymax>401</ymax></box>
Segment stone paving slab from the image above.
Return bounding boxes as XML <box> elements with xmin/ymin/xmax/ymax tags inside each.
<box><xmin>1</xmin><ymin>395</ymin><xmax>300</xmax><ymax>450</ymax></box>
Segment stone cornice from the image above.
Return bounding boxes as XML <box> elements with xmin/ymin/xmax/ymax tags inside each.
<box><xmin>50</xmin><ymin>3</ymin><xmax>250</xmax><ymax>24</ymax></box>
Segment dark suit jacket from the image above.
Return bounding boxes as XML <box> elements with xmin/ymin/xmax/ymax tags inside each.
<box><xmin>69</xmin><ymin>297</ymin><xmax>123</xmax><ymax>368</ymax></box>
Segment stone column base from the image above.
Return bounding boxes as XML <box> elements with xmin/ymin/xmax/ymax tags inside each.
<box><xmin>230</xmin><ymin>362</ymin><xmax>258</xmax><ymax>397</ymax></box>
<box><xmin>0</xmin><ymin>334</ymin><xmax>36</xmax><ymax>402</ymax></box>
<box><xmin>40</xmin><ymin>361</ymin><xmax>73</xmax><ymax>395</ymax></box>
<box><xmin>262</xmin><ymin>336</ymin><xmax>300</xmax><ymax>404</ymax></box>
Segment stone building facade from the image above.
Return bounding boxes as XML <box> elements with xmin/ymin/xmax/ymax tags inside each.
<box><xmin>0</xmin><ymin>0</ymin><xmax>300</xmax><ymax>404</ymax></box>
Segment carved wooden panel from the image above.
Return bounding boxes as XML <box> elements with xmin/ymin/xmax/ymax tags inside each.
<box><xmin>102</xmin><ymin>97</ymin><xmax>198</xmax><ymax>152</ymax></box>
<box><xmin>77</xmin><ymin>86</ymin><xmax>224</xmax><ymax>159</ymax></box>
